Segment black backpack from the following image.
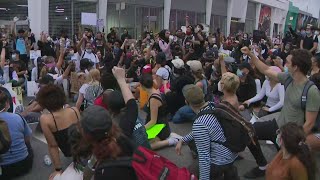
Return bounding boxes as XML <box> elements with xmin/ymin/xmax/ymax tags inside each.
<box><xmin>284</xmin><ymin>77</ymin><xmax>320</xmax><ymax>132</ymax></box>
<box><xmin>196</xmin><ymin>101</ymin><xmax>256</xmax><ymax>153</ymax></box>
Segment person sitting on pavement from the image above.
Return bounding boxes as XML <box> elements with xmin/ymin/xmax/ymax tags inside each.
<box><xmin>140</xmin><ymin>73</ymin><xmax>181</xmax><ymax>150</ymax></box>
<box><xmin>0</xmin><ymin>90</ymin><xmax>33</xmax><ymax>179</ymax></box>
<box><xmin>240</xmin><ymin>47</ymin><xmax>320</xmax><ymax>178</ymax></box>
<box><xmin>239</xmin><ymin>66</ymin><xmax>285</xmax><ymax>120</ymax></box>
<box><xmin>175</xmin><ymin>84</ymin><xmax>239</xmax><ymax>180</ymax></box>
<box><xmin>266</xmin><ymin>122</ymin><xmax>315</xmax><ymax>180</ymax></box>
<box><xmin>37</xmin><ymin>84</ymin><xmax>81</xmax><ymax>179</ymax></box>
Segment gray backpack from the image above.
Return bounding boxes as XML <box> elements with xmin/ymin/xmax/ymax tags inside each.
<box><xmin>83</xmin><ymin>84</ymin><xmax>103</xmax><ymax>110</ymax></box>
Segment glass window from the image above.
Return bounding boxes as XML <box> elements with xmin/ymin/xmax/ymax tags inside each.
<box><xmin>49</xmin><ymin>0</ymin><xmax>72</xmax><ymax>37</ymax></box>
<box><xmin>0</xmin><ymin>0</ymin><xmax>28</xmax><ymax>31</ymax></box>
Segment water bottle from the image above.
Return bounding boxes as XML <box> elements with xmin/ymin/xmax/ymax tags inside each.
<box><xmin>44</xmin><ymin>155</ymin><xmax>52</xmax><ymax>166</ymax></box>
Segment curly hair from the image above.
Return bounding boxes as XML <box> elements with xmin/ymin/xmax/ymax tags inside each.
<box><xmin>36</xmin><ymin>84</ymin><xmax>66</xmax><ymax>112</ymax></box>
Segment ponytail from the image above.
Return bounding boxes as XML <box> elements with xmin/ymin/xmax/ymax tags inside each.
<box><xmin>296</xmin><ymin>142</ymin><xmax>316</xmax><ymax>180</ymax></box>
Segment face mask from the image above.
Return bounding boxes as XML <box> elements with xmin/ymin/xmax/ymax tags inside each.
<box><xmin>86</xmin><ymin>49</ymin><xmax>92</xmax><ymax>54</ymax></box>
<box><xmin>186</xmin><ymin>31</ymin><xmax>192</xmax><ymax>36</ymax></box>
<box><xmin>285</xmin><ymin>46</ymin><xmax>290</xmax><ymax>51</ymax></box>
<box><xmin>46</xmin><ymin>62</ymin><xmax>56</xmax><ymax>68</ymax></box>
<box><xmin>276</xmin><ymin>134</ymin><xmax>281</xmax><ymax>147</ymax></box>
<box><xmin>315</xmin><ymin>31</ymin><xmax>320</xmax><ymax>36</ymax></box>
<box><xmin>284</xmin><ymin>66</ymin><xmax>289</xmax><ymax>73</ymax></box>
<box><xmin>87</xmin><ymin>36</ymin><xmax>92</xmax><ymax>39</ymax></box>
<box><xmin>243</xmin><ymin>35</ymin><xmax>247</xmax><ymax>39</ymax></box>
<box><xmin>11</xmin><ymin>54</ymin><xmax>16</xmax><ymax>60</ymax></box>
<box><xmin>212</xmin><ymin>38</ymin><xmax>216</xmax><ymax>43</ymax></box>
<box><xmin>212</xmin><ymin>65</ymin><xmax>216</xmax><ymax>72</ymax></box>
<box><xmin>236</xmin><ymin>69</ymin><xmax>244</xmax><ymax>78</ymax></box>
<box><xmin>306</xmin><ymin>31</ymin><xmax>311</xmax><ymax>36</ymax></box>
<box><xmin>301</xmin><ymin>31</ymin><xmax>306</xmax><ymax>37</ymax></box>
<box><xmin>218</xmin><ymin>81</ymin><xmax>223</xmax><ymax>92</ymax></box>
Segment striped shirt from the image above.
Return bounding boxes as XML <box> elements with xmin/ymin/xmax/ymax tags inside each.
<box><xmin>182</xmin><ymin>102</ymin><xmax>238</xmax><ymax>180</ymax></box>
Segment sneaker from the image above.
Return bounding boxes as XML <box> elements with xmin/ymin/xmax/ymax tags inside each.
<box><xmin>244</xmin><ymin>167</ymin><xmax>265</xmax><ymax>179</ymax></box>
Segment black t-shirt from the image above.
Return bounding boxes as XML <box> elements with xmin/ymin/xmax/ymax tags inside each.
<box><xmin>37</xmin><ymin>41</ymin><xmax>56</xmax><ymax>57</ymax></box>
<box><xmin>236</xmin><ymin>76</ymin><xmax>257</xmax><ymax>102</ymax></box>
<box><xmin>28</xmin><ymin>34</ymin><xmax>36</xmax><ymax>50</ymax></box>
<box><xmin>10</xmin><ymin>60</ymin><xmax>27</xmax><ymax>78</ymax></box>
<box><xmin>302</xmin><ymin>35</ymin><xmax>318</xmax><ymax>50</ymax></box>
<box><xmin>126</xmin><ymin>66</ymin><xmax>140</xmax><ymax>82</ymax></box>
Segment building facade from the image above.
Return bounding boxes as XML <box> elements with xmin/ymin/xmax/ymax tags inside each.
<box><xmin>0</xmin><ymin>0</ymin><xmax>319</xmax><ymax>40</ymax></box>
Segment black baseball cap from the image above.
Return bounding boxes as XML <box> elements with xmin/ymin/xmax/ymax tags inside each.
<box><xmin>81</xmin><ymin>106</ymin><xmax>113</xmax><ymax>141</ymax></box>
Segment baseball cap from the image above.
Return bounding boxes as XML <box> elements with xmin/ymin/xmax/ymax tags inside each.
<box><xmin>238</xmin><ymin>62</ymin><xmax>253</xmax><ymax>71</ymax></box>
<box><xmin>186</xmin><ymin>60</ymin><xmax>203</xmax><ymax>72</ymax></box>
<box><xmin>172</xmin><ymin>57</ymin><xmax>184</xmax><ymax>69</ymax></box>
<box><xmin>182</xmin><ymin>84</ymin><xmax>204</xmax><ymax>105</ymax></box>
<box><xmin>81</xmin><ymin>106</ymin><xmax>113</xmax><ymax>141</ymax></box>
<box><xmin>142</xmin><ymin>64</ymin><xmax>152</xmax><ymax>74</ymax></box>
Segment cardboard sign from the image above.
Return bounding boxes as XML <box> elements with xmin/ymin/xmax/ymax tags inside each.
<box><xmin>27</xmin><ymin>81</ymin><xmax>39</xmax><ymax>97</ymax></box>
<box><xmin>30</xmin><ymin>50</ymin><xmax>41</xmax><ymax>60</ymax></box>
<box><xmin>81</xmin><ymin>12</ymin><xmax>97</xmax><ymax>26</ymax></box>
<box><xmin>70</xmin><ymin>72</ymin><xmax>86</xmax><ymax>94</ymax></box>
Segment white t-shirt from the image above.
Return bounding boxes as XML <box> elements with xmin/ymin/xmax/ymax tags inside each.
<box><xmin>156</xmin><ymin>65</ymin><xmax>171</xmax><ymax>80</ymax></box>
<box><xmin>71</xmin><ymin>52</ymin><xmax>81</xmax><ymax>72</ymax></box>
<box><xmin>248</xmin><ymin>80</ymin><xmax>285</xmax><ymax>112</ymax></box>
<box><xmin>79</xmin><ymin>83</ymin><xmax>90</xmax><ymax>97</ymax></box>
<box><xmin>81</xmin><ymin>51</ymin><xmax>99</xmax><ymax>69</ymax></box>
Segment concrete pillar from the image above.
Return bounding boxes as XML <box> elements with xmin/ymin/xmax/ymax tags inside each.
<box><xmin>255</xmin><ymin>3</ymin><xmax>261</xmax><ymax>30</ymax></box>
<box><xmin>206</xmin><ymin>0</ymin><xmax>213</xmax><ymax>25</ymax></box>
<box><xmin>97</xmin><ymin>0</ymin><xmax>108</xmax><ymax>32</ymax></box>
<box><xmin>28</xmin><ymin>0</ymin><xmax>49</xmax><ymax>41</ymax></box>
<box><xmin>270</xmin><ymin>7</ymin><xmax>275</xmax><ymax>38</ymax></box>
<box><xmin>226</xmin><ymin>0</ymin><xmax>233</xmax><ymax>36</ymax></box>
<box><xmin>164</xmin><ymin>0</ymin><xmax>172</xmax><ymax>30</ymax></box>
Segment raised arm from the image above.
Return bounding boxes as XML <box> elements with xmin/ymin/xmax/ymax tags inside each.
<box><xmin>76</xmin><ymin>37</ymin><xmax>85</xmax><ymax>56</ymax></box>
<box><xmin>112</xmin><ymin>66</ymin><xmax>137</xmax><ymax>137</ymax></box>
<box><xmin>56</xmin><ymin>46</ymin><xmax>65</xmax><ymax>70</ymax></box>
<box><xmin>1</xmin><ymin>41</ymin><xmax>6</xmax><ymax>69</ymax></box>
<box><xmin>241</xmin><ymin>47</ymin><xmax>278</xmax><ymax>81</ymax></box>
<box><xmin>218</xmin><ymin>54</ymin><xmax>227</xmax><ymax>74</ymax></box>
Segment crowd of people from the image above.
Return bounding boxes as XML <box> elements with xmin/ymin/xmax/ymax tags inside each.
<box><xmin>0</xmin><ymin>15</ymin><xmax>319</xmax><ymax>180</ymax></box>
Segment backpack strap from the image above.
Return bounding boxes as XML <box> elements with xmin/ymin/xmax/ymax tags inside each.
<box><xmin>148</xmin><ymin>93</ymin><xmax>163</xmax><ymax>104</ymax></box>
<box><xmin>81</xmin><ymin>51</ymin><xmax>86</xmax><ymax>59</ymax></box>
<box><xmin>96</xmin><ymin>157</ymin><xmax>132</xmax><ymax>169</ymax></box>
<box><xmin>301</xmin><ymin>80</ymin><xmax>315</xmax><ymax>110</ymax></box>
<box><xmin>284</xmin><ymin>76</ymin><xmax>293</xmax><ymax>90</ymax></box>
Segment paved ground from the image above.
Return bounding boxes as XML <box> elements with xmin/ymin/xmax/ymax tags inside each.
<box><xmin>13</xmin><ymin>98</ymin><xmax>320</xmax><ymax>180</ymax></box>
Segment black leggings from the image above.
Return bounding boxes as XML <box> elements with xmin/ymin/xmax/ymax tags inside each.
<box><xmin>0</xmin><ymin>150</ymin><xmax>33</xmax><ymax>179</ymax></box>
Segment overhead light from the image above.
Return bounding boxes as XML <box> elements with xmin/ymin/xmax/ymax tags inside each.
<box><xmin>55</xmin><ymin>10</ymin><xmax>64</xmax><ymax>13</ymax></box>
<box><xmin>65</xmin><ymin>17</ymin><xmax>68</xmax><ymax>20</ymax></box>
<box><xmin>0</xmin><ymin>8</ymin><xmax>9</xmax><ymax>11</ymax></box>
<box><xmin>17</xmin><ymin>5</ymin><xmax>28</xmax><ymax>7</ymax></box>
<box><xmin>56</xmin><ymin>8</ymin><xmax>64</xmax><ymax>11</ymax></box>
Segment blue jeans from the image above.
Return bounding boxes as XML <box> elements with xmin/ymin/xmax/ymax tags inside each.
<box><xmin>172</xmin><ymin>105</ymin><xmax>196</xmax><ymax>124</ymax></box>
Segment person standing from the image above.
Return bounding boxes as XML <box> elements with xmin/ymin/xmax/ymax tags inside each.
<box><xmin>300</xmin><ymin>26</ymin><xmax>318</xmax><ymax>54</ymax></box>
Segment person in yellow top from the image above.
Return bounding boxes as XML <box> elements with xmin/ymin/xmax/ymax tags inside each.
<box><xmin>266</xmin><ymin>122</ymin><xmax>315</xmax><ymax>180</ymax></box>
